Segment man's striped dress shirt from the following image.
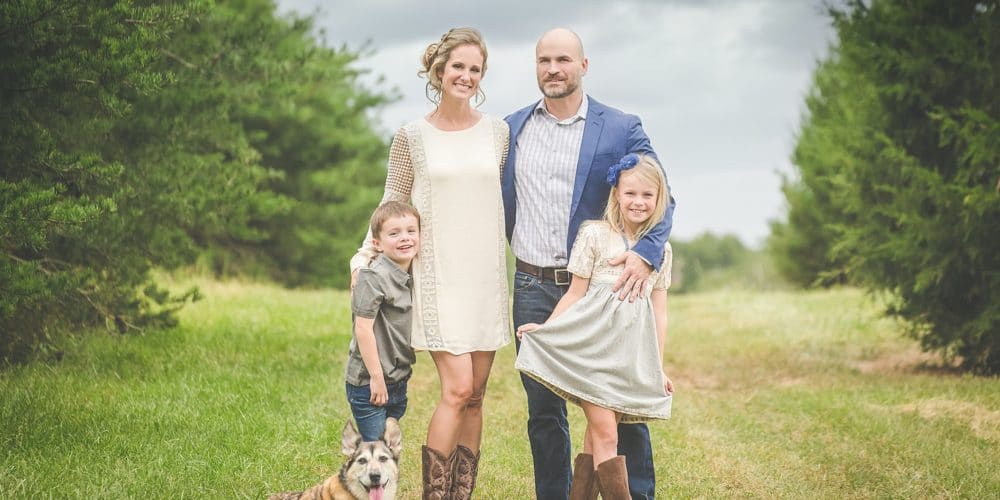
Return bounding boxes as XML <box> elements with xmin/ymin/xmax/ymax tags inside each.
<box><xmin>511</xmin><ymin>97</ymin><xmax>589</xmax><ymax>269</ymax></box>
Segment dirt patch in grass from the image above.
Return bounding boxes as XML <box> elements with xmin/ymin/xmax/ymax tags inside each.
<box><xmin>892</xmin><ymin>399</ymin><xmax>1000</xmax><ymax>442</ymax></box>
<box><xmin>853</xmin><ymin>346</ymin><xmax>960</xmax><ymax>375</ymax></box>
<box><xmin>670</xmin><ymin>366</ymin><xmax>808</xmax><ymax>396</ymax></box>
<box><xmin>670</xmin><ymin>369</ymin><xmax>722</xmax><ymax>392</ymax></box>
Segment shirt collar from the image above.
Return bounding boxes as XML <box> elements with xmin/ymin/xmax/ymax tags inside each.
<box><xmin>374</xmin><ymin>253</ymin><xmax>412</xmax><ymax>287</ymax></box>
<box><xmin>534</xmin><ymin>95</ymin><xmax>589</xmax><ymax>125</ymax></box>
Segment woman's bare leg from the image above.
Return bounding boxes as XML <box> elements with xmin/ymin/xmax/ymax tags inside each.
<box><xmin>456</xmin><ymin>350</ymin><xmax>496</xmax><ymax>452</ymax></box>
<box><xmin>426</xmin><ymin>351</ymin><xmax>473</xmax><ymax>453</ymax></box>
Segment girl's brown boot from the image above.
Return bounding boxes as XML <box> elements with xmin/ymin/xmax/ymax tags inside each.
<box><xmin>568</xmin><ymin>453</ymin><xmax>599</xmax><ymax>500</ymax></box>
<box><xmin>595</xmin><ymin>455</ymin><xmax>630</xmax><ymax>500</ymax></box>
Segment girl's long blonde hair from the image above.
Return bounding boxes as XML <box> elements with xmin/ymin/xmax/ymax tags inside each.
<box><xmin>602</xmin><ymin>154</ymin><xmax>669</xmax><ymax>240</ymax></box>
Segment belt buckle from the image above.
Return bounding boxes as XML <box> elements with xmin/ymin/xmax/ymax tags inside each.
<box><xmin>553</xmin><ymin>268</ymin><xmax>570</xmax><ymax>286</ymax></box>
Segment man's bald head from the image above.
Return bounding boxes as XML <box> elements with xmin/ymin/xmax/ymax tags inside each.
<box><xmin>536</xmin><ymin>28</ymin><xmax>585</xmax><ymax>60</ymax></box>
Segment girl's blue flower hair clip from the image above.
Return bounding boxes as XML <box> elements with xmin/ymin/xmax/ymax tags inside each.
<box><xmin>606</xmin><ymin>153</ymin><xmax>640</xmax><ymax>186</ymax></box>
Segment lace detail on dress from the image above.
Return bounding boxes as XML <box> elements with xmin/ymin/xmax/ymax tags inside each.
<box><xmin>385</xmin><ymin>131</ymin><xmax>415</xmax><ymax>196</ymax></box>
<box><xmin>566</xmin><ymin>222</ymin><xmax>601</xmax><ymax>279</ymax></box>
<box><xmin>495</xmin><ymin>116</ymin><xmax>510</xmax><ymax>177</ymax></box>
<box><xmin>404</xmin><ymin>122</ymin><xmax>444</xmax><ymax>349</ymax></box>
<box><xmin>491</xmin><ymin>117</ymin><xmax>512</xmax><ymax>339</ymax></box>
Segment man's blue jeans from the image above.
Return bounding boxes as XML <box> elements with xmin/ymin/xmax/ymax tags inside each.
<box><xmin>513</xmin><ymin>270</ymin><xmax>656</xmax><ymax>499</ymax></box>
<box><xmin>345</xmin><ymin>378</ymin><xmax>408</xmax><ymax>442</ymax></box>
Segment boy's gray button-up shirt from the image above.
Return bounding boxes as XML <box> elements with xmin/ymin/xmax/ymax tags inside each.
<box><xmin>345</xmin><ymin>254</ymin><xmax>416</xmax><ymax>386</ymax></box>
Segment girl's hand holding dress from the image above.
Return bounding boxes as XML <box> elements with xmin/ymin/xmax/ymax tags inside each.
<box><xmin>662</xmin><ymin>371</ymin><xmax>674</xmax><ymax>396</ymax></box>
<box><xmin>516</xmin><ymin>323</ymin><xmax>542</xmax><ymax>340</ymax></box>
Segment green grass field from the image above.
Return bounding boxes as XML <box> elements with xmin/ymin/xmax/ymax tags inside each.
<box><xmin>1</xmin><ymin>280</ymin><xmax>997</xmax><ymax>498</ymax></box>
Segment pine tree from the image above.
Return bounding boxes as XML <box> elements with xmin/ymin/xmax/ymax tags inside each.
<box><xmin>1</xmin><ymin>0</ymin><xmax>390</xmax><ymax>360</ymax></box>
<box><xmin>772</xmin><ymin>0</ymin><xmax>1000</xmax><ymax>373</ymax></box>
<box><xmin>1</xmin><ymin>1</ymin><xmax>205</xmax><ymax>359</ymax></box>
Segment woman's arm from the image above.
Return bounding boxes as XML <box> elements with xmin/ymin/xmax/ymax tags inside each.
<box><xmin>349</xmin><ymin>129</ymin><xmax>415</xmax><ymax>287</ymax></box>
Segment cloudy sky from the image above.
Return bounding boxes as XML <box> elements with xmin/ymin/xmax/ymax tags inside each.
<box><xmin>275</xmin><ymin>0</ymin><xmax>837</xmax><ymax>247</ymax></box>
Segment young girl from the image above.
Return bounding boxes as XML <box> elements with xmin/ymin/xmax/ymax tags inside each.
<box><xmin>515</xmin><ymin>153</ymin><xmax>674</xmax><ymax>500</ymax></box>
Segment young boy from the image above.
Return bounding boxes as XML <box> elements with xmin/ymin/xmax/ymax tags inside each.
<box><xmin>345</xmin><ymin>201</ymin><xmax>420</xmax><ymax>441</ymax></box>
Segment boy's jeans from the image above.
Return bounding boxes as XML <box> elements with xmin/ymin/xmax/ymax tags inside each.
<box><xmin>345</xmin><ymin>378</ymin><xmax>408</xmax><ymax>442</ymax></box>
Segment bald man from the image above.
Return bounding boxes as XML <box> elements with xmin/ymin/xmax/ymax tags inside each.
<box><xmin>503</xmin><ymin>28</ymin><xmax>675</xmax><ymax>499</ymax></box>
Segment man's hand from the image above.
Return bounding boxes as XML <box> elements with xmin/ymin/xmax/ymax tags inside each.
<box><xmin>369</xmin><ymin>376</ymin><xmax>388</xmax><ymax>406</ymax></box>
<box><xmin>609</xmin><ymin>251</ymin><xmax>653</xmax><ymax>302</ymax></box>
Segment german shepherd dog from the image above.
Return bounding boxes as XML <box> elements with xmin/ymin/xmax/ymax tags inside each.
<box><xmin>269</xmin><ymin>417</ymin><xmax>402</xmax><ymax>500</ymax></box>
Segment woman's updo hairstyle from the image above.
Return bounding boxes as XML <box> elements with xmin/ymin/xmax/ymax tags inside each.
<box><xmin>418</xmin><ymin>27</ymin><xmax>488</xmax><ymax>105</ymax></box>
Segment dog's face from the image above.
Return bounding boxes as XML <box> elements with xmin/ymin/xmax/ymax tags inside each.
<box><xmin>340</xmin><ymin>418</ymin><xmax>402</xmax><ymax>500</ymax></box>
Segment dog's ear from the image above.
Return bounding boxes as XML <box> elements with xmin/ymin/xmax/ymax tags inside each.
<box><xmin>382</xmin><ymin>417</ymin><xmax>403</xmax><ymax>459</ymax></box>
<box><xmin>341</xmin><ymin>420</ymin><xmax>362</xmax><ymax>456</ymax></box>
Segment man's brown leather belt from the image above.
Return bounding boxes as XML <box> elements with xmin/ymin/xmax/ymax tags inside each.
<box><xmin>515</xmin><ymin>259</ymin><xmax>571</xmax><ymax>285</ymax></box>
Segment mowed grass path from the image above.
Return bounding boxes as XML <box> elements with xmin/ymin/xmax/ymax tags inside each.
<box><xmin>2</xmin><ymin>281</ymin><xmax>997</xmax><ymax>498</ymax></box>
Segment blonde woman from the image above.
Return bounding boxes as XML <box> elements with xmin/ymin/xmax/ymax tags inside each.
<box><xmin>350</xmin><ymin>27</ymin><xmax>509</xmax><ymax>499</ymax></box>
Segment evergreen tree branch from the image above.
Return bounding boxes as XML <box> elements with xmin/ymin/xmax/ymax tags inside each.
<box><xmin>161</xmin><ymin>48</ymin><xmax>197</xmax><ymax>69</ymax></box>
<box><xmin>0</xmin><ymin>2</ymin><xmax>63</xmax><ymax>40</ymax></box>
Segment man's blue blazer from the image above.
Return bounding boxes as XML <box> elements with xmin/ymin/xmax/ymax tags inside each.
<box><xmin>502</xmin><ymin>96</ymin><xmax>675</xmax><ymax>270</ymax></box>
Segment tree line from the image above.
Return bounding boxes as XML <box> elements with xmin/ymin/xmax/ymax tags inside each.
<box><xmin>1</xmin><ymin>0</ymin><xmax>389</xmax><ymax>360</ymax></box>
<box><xmin>4</xmin><ymin>0</ymin><xmax>996</xmax><ymax>375</ymax></box>
<box><xmin>769</xmin><ymin>0</ymin><xmax>999</xmax><ymax>373</ymax></box>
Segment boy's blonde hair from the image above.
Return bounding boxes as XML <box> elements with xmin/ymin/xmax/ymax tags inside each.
<box><xmin>603</xmin><ymin>154</ymin><xmax>669</xmax><ymax>240</ymax></box>
<box><xmin>371</xmin><ymin>201</ymin><xmax>421</xmax><ymax>238</ymax></box>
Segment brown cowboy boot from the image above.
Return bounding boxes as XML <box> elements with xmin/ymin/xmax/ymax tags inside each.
<box><xmin>595</xmin><ymin>456</ymin><xmax>630</xmax><ymax>500</ymax></box>
<box><xmin>450</xmin><ymin>444</ymin><xmax>480</xmax><ymax>500</ymax></box>
<box><xmin>568</xmin><ymin>453</ymin><xmax>599</xmax><ymax>500</ymax></box>
<box><xmin>422</xmin><ymin>445</ymin><xmax>454</xmax><ymax>500</ymax></box>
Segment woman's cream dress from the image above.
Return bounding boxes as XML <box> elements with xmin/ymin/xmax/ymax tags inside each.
<box><xmin>352</xmin><ymin>115</ymin><xmax>511</xmax><ymax>354</ymax></box>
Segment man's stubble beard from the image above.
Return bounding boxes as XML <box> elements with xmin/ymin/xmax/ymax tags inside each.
<box><xmin>540</xmin><ymin>80</ymin><xmax>579</xmax><ymax>99</ymax></box>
